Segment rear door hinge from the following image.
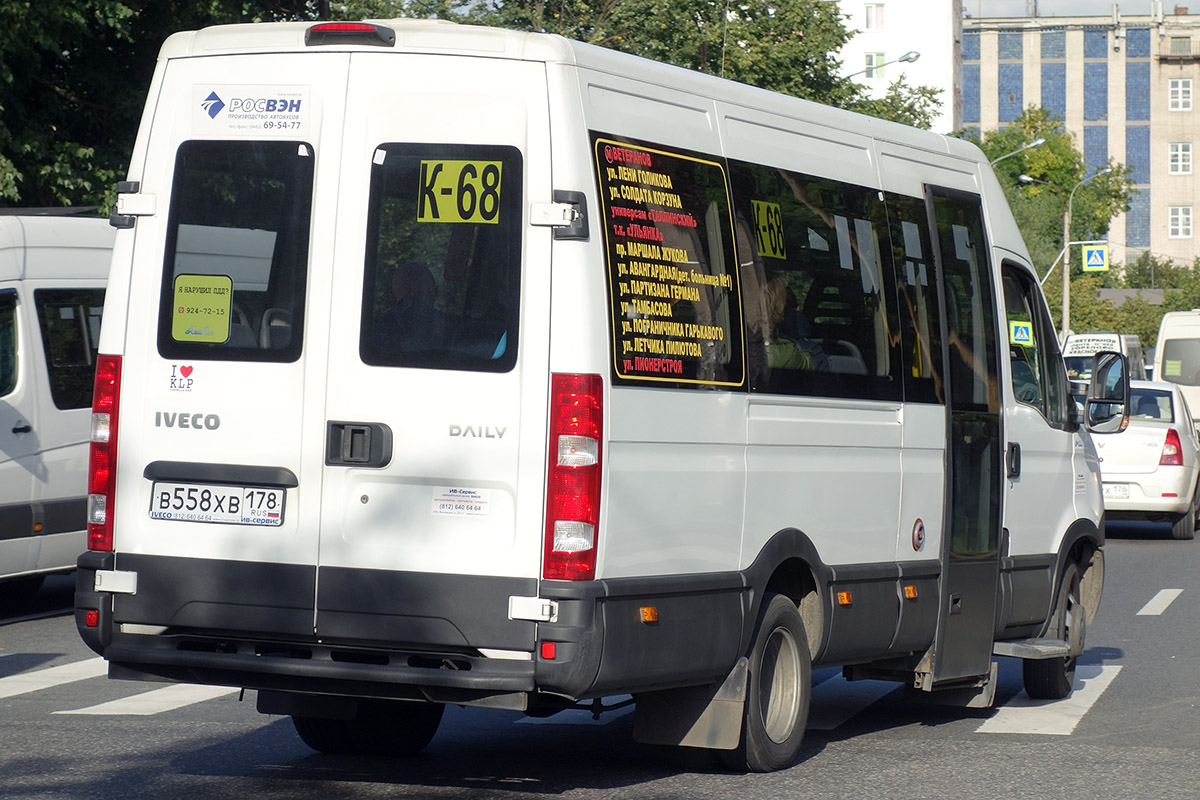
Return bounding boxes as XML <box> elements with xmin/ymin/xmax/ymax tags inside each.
<box><xmin>530</xmin><ymin>190</ymin><xmax>588</xmax><ymax>241</ymax></box>
<box><xmin>508</xmin><ymin>596</ymin><xmax>558</xmax><ymax>623</ymax></box>
<box><xmin>109</xmin><ymin>181</ymin><xmax>156</xmax><ymax>229</ymax></box>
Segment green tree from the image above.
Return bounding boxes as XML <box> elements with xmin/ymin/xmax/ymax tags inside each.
<box><xmin>966</xmin><ymin>107</ymin><xmax>1133</xmax><ymax>272</ymax></box>
<box><xmin>454</xmin><ymin>0</ymin><xmax>940</xmax><ymax>125</ymax></box>
<box><xmin>0</xmin><ymin>1</ymin><xmax>322</xmax><ymax>210</ymax></box>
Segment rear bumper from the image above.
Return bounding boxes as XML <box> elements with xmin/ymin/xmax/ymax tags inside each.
<box><xmin>75</xmin><ymin>551</ymin><xmax>744</xmax><ymax>705</ymax></box>
<box><xmin>1102</xmin><ymin>473</ymin><xmax>1194</xmax><ymax>517</ymax></box>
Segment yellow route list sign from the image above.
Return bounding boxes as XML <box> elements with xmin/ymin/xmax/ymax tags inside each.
<box><xmin>172</xmin><ymin>274</ymin><xmax>233</xmax><ymax>343</ymax></box>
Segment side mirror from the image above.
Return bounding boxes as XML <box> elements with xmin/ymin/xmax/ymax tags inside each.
<box><xmin>1084</xmin><ymin>351</ymin><xmax>1129</xmax><ymax>434</ymax></box>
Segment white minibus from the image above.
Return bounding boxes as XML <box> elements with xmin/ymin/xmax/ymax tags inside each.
<box><xmin>0</xmin><ymin>213</ymin><xmax>111</xmax><ymax>592</ymax></box>
<box><xmin>1154</xmin><ymin>310</ymin><xmax>1200</xmax><ymax>420</ymax></box>
<box><xmin>75</xmin><ymin>20</ymin><xmax>1128</xmax><ymax>772</ymax></box>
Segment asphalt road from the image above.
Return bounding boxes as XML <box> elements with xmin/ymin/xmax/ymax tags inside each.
<box><xmin>3</xmin><ymin>522</ymin><xmax>1199</xmax><ymax>799</ymax></box>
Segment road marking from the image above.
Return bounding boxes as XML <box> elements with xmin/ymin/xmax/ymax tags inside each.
<box><xmin>1137</xmin><ymin>589</ymin><xmax>1183</xmax><ymax>616</ymax></box>
<box><xmin>55</xmin><ymin>683</ymin><xmax>239</xmax><ymax>716</ymax></box>
<box><xmin>976</xmin><ymin>664</ymin><xmax>1121</xmax><ymax>735</ymax></box>
<box><xmin>808</xmin><ymin>676</ymin><xmax>899</xmax><ymax>730</ymax></box>
<box><xmin>0</xmin><ymin>658</ymin><xmax>108</xmax><ymax>700</ymax></box>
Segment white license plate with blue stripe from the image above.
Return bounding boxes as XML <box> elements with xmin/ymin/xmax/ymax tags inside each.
<box><xmin>149</xmin><ymin>481</ymin><xmax>284</xmax><ymax>526</ymax></box>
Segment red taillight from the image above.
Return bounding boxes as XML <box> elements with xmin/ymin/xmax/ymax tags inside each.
<box><xmin>544</xmin><ymin>374</ymin><xmax>603</xmax><ymax>581</ymax></box>
<box><xmin>1161</xmin><ymin>428</ymin><xmax>1184</xmax><ymax>466</ymax></box>
<box><xmin>88</xmin><ymin>355</ymin><xmax>122</xmax><ymax>551</ymax></box>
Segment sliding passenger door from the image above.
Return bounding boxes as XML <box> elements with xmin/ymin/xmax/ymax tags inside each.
<box><xmin>926</xmin><ymin>188</ymin><xmax>1003</xmax><ymax>684</ymax></box>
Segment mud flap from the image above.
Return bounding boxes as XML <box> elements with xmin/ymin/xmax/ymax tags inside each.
<box><xmin>632</xmin><ymin>657</ymin><xmax>748</xmax><ymax>750</ymax></box>
<box><xmin>906</xmin><ymin>661</ymin><xmax>998</xmax><ymax>709</ymax></box>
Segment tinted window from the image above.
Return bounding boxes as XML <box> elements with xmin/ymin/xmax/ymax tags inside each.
<box><xmin>1002</xmin><ymin>265</ymin><xmax>1069</xmax><ymax>427</ymax></box>
<box><xmin>885</xmin><ymin>194</ymin><xmax>944</xmax><ymax>404</ymax></box>
<box><xmin>360</xmin><ymin>143</ymin><xmax>522</xmax><ymax>373</ymax></box>
<box><xmin>729</xmin><ymin>161</ymin><xmax>900</xmax><ymax>400</ymax></box>
<box><xmin>158</xmin><ymin>140</ymin><xmax>314</xmax><ymax>362</ymax></box>
<box><xmin>1161</xmin><ymin>338</ymin><xmax>1200</xmax><ymax>386</ymax></box>
<box><xmin>933</xmin><ymin>192</ymin><xmax>999</xmax><ymax>414</ymax></box>
<box><xmin>593</xmin><ymin>134</ymin><xmax>744</xmax><ymax>388</ymax></box>
<box><xmin>35</xmin><ymin>289</ymin><xmax>104</xmax><ymax>409</ymax></box>
<box><xmin>0</xmin><ymin>291</ymin><xmax>14</xmax><ymax>397</ymax></box>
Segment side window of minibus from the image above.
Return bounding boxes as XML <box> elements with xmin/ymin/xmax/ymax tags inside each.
<box><xmin>729</xmin><ymin>161</ymin><xmax>901</xmax><ymax>401</ymax></box>
<box><xmin>34</xmin><ymin>289</ymin><xmax>104</xmax><ymax>409</ymax></box>
<box><xmin>883</xmin><ymin>193</ymin><xmax>944</xmax><ymax>404</ymax></box>
<box><xmin>1001</xmin><ymin>264</ymin><xmax>1069</xmax><ymax>428</ymax></box>
<box><xmin>0</xmin><ymin>291</ymin><xmax>15</xmax><ymax>397</ymax></box>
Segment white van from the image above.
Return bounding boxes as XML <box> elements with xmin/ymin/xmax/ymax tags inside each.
<box><xmin>1063</xmin><ymin>331</ymin><xmax>1145</xmax><ymax>382</ymax></box>
<box><xmin>0</xmin><ymin>213</ymin><xmax>111</xmax><ymax>592</ymax></box>
<box><xmin>74</xmin><ymin>20</ymin><xmax>1129</xmax><ymax>772</ymax></box>
<box><xmin>1154</xmin><ymin>310</ymin><xmax>1200</xmax><ymax>420</ymax></box>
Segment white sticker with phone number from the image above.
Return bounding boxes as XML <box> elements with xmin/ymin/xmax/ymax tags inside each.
<box><xmin>432</xmin><ymin>487</ymin><xmax>491</xmax><ymax>518</ymax></box>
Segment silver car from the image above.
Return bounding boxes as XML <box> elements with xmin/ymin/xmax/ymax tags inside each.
<box><xmin>1094</xmin><ymin>380</ymin><xmax>1200</xmax><ymax>539</ymax></box>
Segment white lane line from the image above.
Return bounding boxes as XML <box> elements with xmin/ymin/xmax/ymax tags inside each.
<box><xmin>55</xmin><ymin>683</ymin><xmax>239</xmax><ymax>716</ymax></box>
<box><xmin>976</xmin><ymin>664</ymin><xmax>1121</xmax><ymax>735</ymax></box>
<box><xmin>807</xmin><ymin>675</ymin><xmax>899</xmax><ymax>731</ymax></box>
<box><xmin>0</xmin><ymin>658</ymin><xmax>108</xmax><ymax>700</ymax></box>
<box><xmin>1137</xmin><ymin>589</ymin><xmax>1183</xmax><ymax>616</ymax></box>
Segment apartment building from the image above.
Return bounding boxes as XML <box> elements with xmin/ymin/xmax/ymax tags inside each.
<box><xmin>962</xmin><ymin>7</ymin><xmax>1200</xmax><ymax>265</ymax></box>
<box><xmin>837</xmin><ymin>0</ymin><xmax>961</xmax><ymax>134</ymax></box>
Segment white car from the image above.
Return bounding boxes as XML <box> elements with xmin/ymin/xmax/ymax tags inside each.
<box><xmin>1094</xmin><ymin>380</ymin><xmax>1200</xmax><ymax>539</ymax></box>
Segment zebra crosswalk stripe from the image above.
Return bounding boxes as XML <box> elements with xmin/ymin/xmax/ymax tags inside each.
<box><xmin>0</xmin><ymin>658</ymin><xmax>108</xmax><ymax>700</ymax></box>
<box><xmin>54</xmin><ymin>683</ymin><xmax>240</xmax><ymax>716</ymax></box>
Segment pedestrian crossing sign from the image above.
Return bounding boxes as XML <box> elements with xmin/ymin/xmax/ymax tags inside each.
<box><xmin>1082</xmin><ymin>245</ymin><xmax>1108</xmax><ymax>272</ymax></box>
<box><xmin>1010</xmin><ymin>320</ymin><xmax>1033</xmax><ymax>346</ymax></box>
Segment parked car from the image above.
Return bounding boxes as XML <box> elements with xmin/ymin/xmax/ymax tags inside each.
<box><xmin>1093</xmin><ymin>380</ymin><xmax>1200</xmax><ymax>539</ymax></box>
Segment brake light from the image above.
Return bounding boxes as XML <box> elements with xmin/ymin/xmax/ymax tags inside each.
<box><xmin>305</xmin><ymin>22</ymin><xmax>395</xmax><ymax>47</ymax></box>
<box><xmin>88</xmin><ymin>355</ymin><xmax>122</xmax><ymax>551</ymax></box>
<box><xmin>1161</xmin><ymin>428</ymin><xmax>1184</xmax><ymax>466</ymax></box>
<box><xmin>544</xmin><ymin>374</ymin><xmax>603</xmax><ymax>581</ymax></box>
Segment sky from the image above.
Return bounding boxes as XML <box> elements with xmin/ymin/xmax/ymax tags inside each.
<box><xmin>970</xmin><ymin>0</ymin><xmax>1159</xmax><ymax>16</ymax></box>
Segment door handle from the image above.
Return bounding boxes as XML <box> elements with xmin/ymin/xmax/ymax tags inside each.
<box><xmin>11</xmin><ymin>423</ymin><xmax>31</xmax><ymax>434</ymax></box>
<box><xmin>325</xmin><ymin>421</ymin><xmax>392</xmax><ymax>468</ymax></box>
<box><xmin>1006</xmin><ymin>442</ymin><xmax>1021</xmax><ymax>478</ymax></box>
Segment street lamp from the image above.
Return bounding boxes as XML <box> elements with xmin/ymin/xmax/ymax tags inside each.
<box><xmin>845</xmin><ymin>50</ymin><xmax>920</xmax><ymax>79</ymax></box>
<box><xmin>990</xmin><ymin>137</ymin><xmax>1046</xmax><ymax>166</ymax></box>
<box><xmin>1060</xmin><ymin>167</ymin><xmax>1113</xmax><ymax>339</ymax></box>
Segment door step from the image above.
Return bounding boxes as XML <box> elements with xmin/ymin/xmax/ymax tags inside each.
<box><xmin>992</xmin><ymin>638</ymin><xmax>1069</xmax><ymax>660</ymax></box>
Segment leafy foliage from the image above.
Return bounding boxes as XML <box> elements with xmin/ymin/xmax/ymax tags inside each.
<box><xmin>4</xmin><ymin>0</ymin><xmax>940</xmax><ymax>211</ymax></box>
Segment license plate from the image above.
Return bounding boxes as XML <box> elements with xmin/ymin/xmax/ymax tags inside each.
<box><xmin>1103</xmin><ymin>483</ymin><xmax>1130</xmax><ymax>500</ymax></box>
<box><xmin>149</xmin><ymin>481</ymin><xmax>285</xmax><ymax>526</ymax></box>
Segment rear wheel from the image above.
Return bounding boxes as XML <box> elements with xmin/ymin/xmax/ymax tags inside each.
<box><xmin>1023</xmin><ymin>562</ymin><xmax>1084</xmax><ymax>699</ymax></box>
<box><xmin>293</xmin><ymin>701</ymin><xmax>444</xmax><ymax>756</ymax></box>
<box><xmin>1172</xmin><ymin>483</ymin><xmax>1199</xmax><ymax>540</ymax></box>
<box><xmin>721</xmin><ymin>593</ymin><xmax>811</xmax><ymax>772</ymax></box>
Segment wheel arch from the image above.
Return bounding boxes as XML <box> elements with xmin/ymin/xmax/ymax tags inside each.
<box><xmin>1047</xmin><ymin>516</ymin><xmax>1104</xmax><ymax>632</ymax></box>
<box><xmin>741</xmin><ymin>528</ymin><xmax>832</xmax><ymax>660</ymax></box>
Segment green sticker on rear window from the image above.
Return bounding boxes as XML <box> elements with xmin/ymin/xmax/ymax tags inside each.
<box><xmin>171</xmin><ymin>274</ymin><xmax>232</xmax><ymax>343</ymax></box>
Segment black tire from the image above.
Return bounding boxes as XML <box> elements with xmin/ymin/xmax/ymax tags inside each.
<box><xmin>292</xmin><ymin>715</ymin><xmax>356</xmax><ymax>754</ymax></box>
<box><xmin>1172</xmin><ymin>485</ymin><xmax>1199</xmax><ymax>540</ymax></box>
<box><xmin>1023</xmin><ymin>562</ymin><xmax>1084</xmax><ymax>700</ymax></box>
<box><xmin>721</xmin><ymin>593</ymin><xmax>811</xmax><ymax>773</ymax></box>
<box><xmin>293</xmin><ymin>701</ymin><xmax>444</xmax><ymax>756</ymax></box>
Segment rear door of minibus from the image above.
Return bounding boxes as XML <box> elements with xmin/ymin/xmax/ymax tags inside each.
<box><xmin>314</xmin><ymin>50</ymin><xmax>552</xmax><ymax>655</ymax></box>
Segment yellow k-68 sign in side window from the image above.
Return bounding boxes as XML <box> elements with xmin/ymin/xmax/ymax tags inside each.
<box><xmin>416</xmin><ymin>160</ymin><xmax>503</xmax><ymax>224</ymax></box>
<box><xmin>171</xmin><ymin>274</ymin><xmax>233</xmax><ymax>343</ymax></box>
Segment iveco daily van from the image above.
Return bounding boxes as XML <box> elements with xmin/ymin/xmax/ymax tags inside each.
<box><xmin>0</xmin><ymin>213</ymin><xmax>111</xmax><ymax>592</ymax></box>
<box><xmin>75</xmin><ymin>20</ymin><xmax>1129</xmax><ymax>772</ymax></box>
